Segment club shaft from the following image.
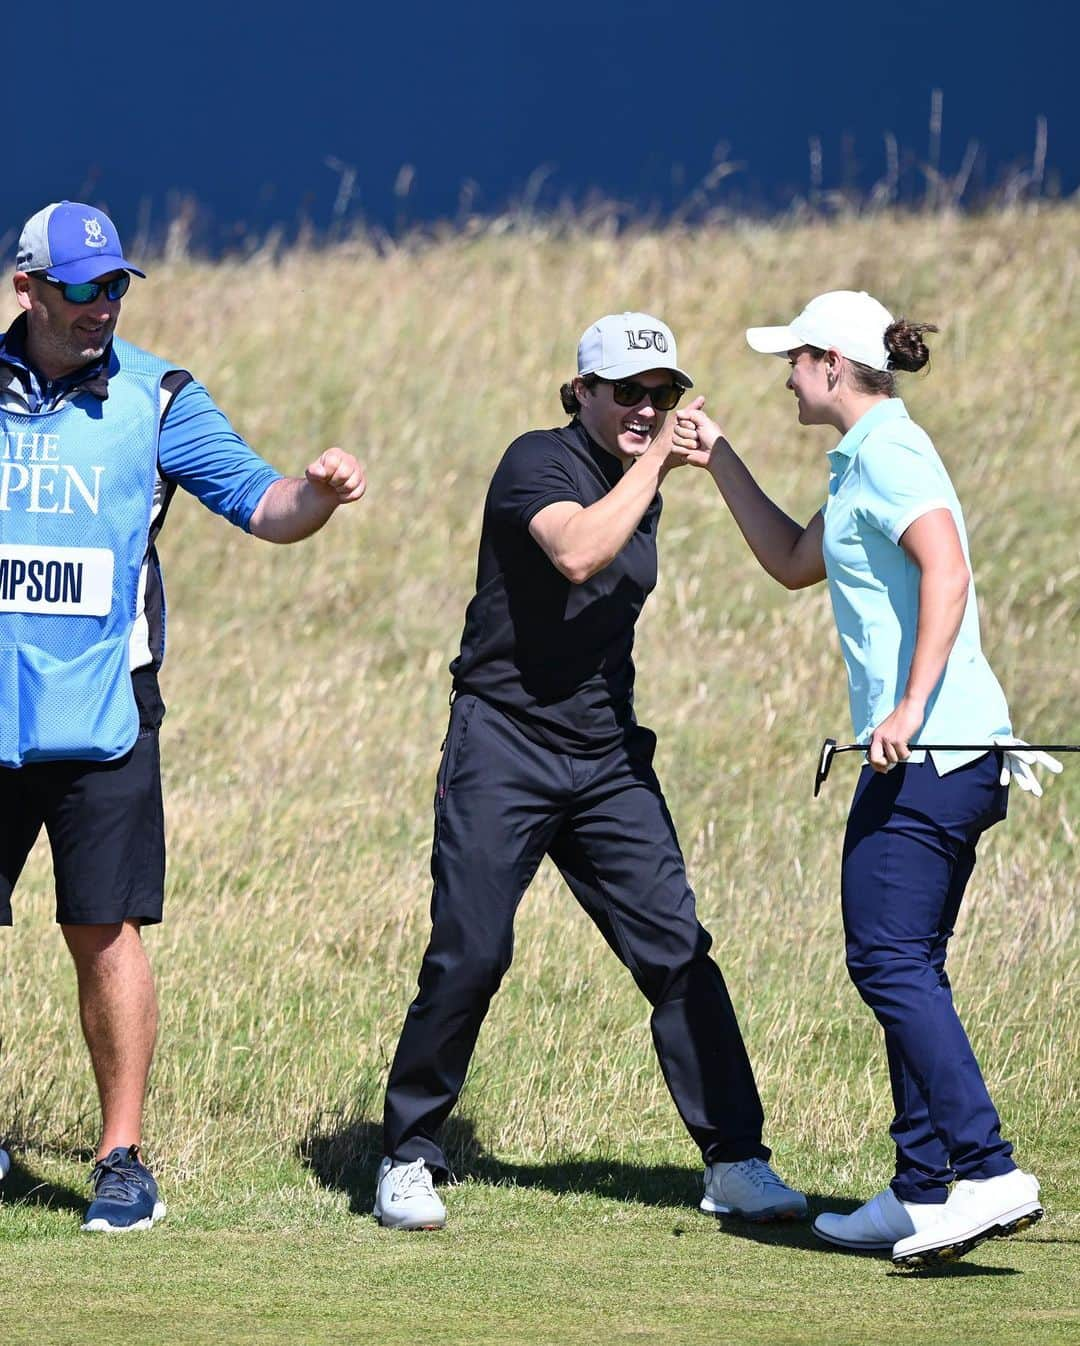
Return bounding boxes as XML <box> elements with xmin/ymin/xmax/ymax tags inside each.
<box><xmin>834</xmin><ymin>743</ymin><xmax>1079</xmax><ymax>753</ymax></box>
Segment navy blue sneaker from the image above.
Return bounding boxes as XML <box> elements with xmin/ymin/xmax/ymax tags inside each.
<box><xmin>81</xmin><ymin>1145</ymin><xmax>166</xmax><ymax>1233</ymax></box>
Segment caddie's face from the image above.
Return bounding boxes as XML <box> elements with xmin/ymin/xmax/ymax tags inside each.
<box><xmin>14</xmin><ymin>269</ymin><xmax>125</xmax><ymax>377</ymax></box>
<box><xmin>576</xmin><ymin>369</ymin><xmax>672</xmax><ymax>464</ymax></box>
<box><xmin>784</xmin><ymin>347</ymin><xmax>832</xmax><ymax>425</ymax></box>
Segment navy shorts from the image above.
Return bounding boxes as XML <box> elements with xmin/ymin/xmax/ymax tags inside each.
<box><xmin>0</xmin><ymin>729</ymin><xmax>165</xmax><ymax>927</ymax></box>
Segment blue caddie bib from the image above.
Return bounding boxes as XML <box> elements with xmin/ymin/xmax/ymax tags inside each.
<box><xmin>0</xmin><ymin>338</ymin><xmax>176</xmax><ymax>766</ymax></box>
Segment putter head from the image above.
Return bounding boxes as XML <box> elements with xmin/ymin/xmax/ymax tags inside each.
<box><xmin>814</xmin><ymin>738</ymin><xmax>838</xmax><ymax>798</ymax></box>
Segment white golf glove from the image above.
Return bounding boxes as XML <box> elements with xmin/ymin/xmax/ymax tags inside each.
<box><xmin>992</xmin><ymin>736</ymin><xmax>1064</xmax><ymax>797</ymax></box>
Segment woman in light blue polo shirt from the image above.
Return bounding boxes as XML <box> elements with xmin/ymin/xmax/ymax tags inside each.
<box><xmin>672</xmin><ymin>291</ymin><xmax>1061</xmax><ymax>1267</ymax></box>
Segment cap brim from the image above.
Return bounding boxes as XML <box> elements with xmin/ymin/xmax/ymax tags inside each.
<box><xmin>586</xmin><ymin>359</ymin><xmax>694</xmax><ymax>388</ymax></box>
<box><xmin>45</xmin><ymin>256</ymin><xmax>146</xmax><ymax>282</ymax></box>
<box><xmin>745</xmin><ymin>325</ymin><xmax>800</xmax><ymax>356</ymax></box>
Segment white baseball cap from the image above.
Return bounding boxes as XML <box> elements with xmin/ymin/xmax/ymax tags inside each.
<box><xmin>578</xmin><ymin>311</ymin><xmax>693</xmax><ymax>387</ymax></box>
<box><xmin>746</xmin><ymin>291</ymin><xmax>895</xmax><ymax>371</ymax></box>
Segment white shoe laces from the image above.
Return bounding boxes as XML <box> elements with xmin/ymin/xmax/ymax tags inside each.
<box><xmin>388</xmin><ymin>1158</ymin><xmax>436</xmax><ymax>1201</ymax></box>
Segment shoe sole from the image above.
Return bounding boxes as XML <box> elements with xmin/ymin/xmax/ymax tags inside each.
<box><xmin>700</xmin><ymin>1200</ymin><xmax>807</xmax><ymax>1223</ymax></box>
<box><xmin>375</xmin><ymin>1213</ymin><xmax>446</xmax><ymax>1231</ymax></box>
<box><xmin>891</xmin><ymin>1204</ymin><xmax>1043</xmax><ymax>1268</ymax></box>
<box><xmin>373</xmin><ymin>1202</ymin><xmax>445</xmax><ymax>1231</ymax></box>
<box><xmin>81</xmin><ymin>1200</ymin><xmax>167</xmax><ymax>1233</ymax></box>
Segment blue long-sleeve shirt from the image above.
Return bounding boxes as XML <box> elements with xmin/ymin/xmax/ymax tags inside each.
<box><xmin>1</xmin><ymin>317</ymin><xmax>284</xmax><ymax>723</ymax></box>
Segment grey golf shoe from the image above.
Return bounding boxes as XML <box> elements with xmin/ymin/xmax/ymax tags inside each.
<box><xmin>700</xmin><ymin>1158</ymin><xmax>808</xmax><ymax>1222</ymax></box>
<box><xmin>374</xmin><ymin>1157</ymin><xmax>447</xmax><ymax>1230</ymax></box>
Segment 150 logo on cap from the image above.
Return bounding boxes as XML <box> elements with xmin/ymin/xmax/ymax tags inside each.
<box><xmin>625</xmin><ymin>329</ymin><xmax>669</xmax><ymax>353</ymax></box>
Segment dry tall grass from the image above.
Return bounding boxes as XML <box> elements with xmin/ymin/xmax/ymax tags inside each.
<box><xmin>1</xmin><ymin>206</ymin><xmax>1077</xmax><ymax>1222</ymax></box>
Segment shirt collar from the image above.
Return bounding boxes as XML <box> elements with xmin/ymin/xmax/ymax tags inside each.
<box><xmin>0</xmin><ymin>314</ymin><xmax>111</xmax><ymax>402</ymax></box>
<box><xmin>572</xmin><ymin>417</ymin><xmax>625</xmax><ymax>487</ymax></box>
<box><xmin>828</xmin><ymin>397</ymin><xmax>909</xmax><ymax>464</ymax></box>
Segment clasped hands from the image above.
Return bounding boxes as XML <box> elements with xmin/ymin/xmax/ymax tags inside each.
<box><xmin>664</xmin><ymin>401</ymin><xmax>725</xmax><ymax>470</ymax></box>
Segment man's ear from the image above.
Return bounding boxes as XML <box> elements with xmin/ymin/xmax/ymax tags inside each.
<box><xmin>12</xmin><ymin>272</ymin><xmax>33</xmax><ymax>314</ymax></box>
<box><xmin>572</xmin><ymin>375</ymin><xmax>591</xmax><ymax>402</ymax></box>
<box><xmin>824</xmin><ymin>347</ymin><xmax>844</xmax><ymax>389</ymax></box>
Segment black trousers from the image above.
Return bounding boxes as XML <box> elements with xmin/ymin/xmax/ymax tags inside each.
<box><xmin>382</xmin><ymin>695</ymin><xmax>768</xmax><ymax>1179</ymax></box>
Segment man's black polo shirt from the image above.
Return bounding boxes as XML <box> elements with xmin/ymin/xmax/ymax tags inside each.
<box><xmin>450</xmin><ymin>419</ymin><xmax>661</xmax><ymax>757</ymax></box>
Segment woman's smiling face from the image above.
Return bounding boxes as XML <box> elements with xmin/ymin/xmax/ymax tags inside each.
<box><xmin>785</xmin><ymin>346</ymin><xmax>834</xmax><ymax>425</ymax></box>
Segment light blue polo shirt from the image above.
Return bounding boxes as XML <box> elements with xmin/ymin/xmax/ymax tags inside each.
<box><xmin>822</xmin><ymin>398</ymin><xmax>1011</xmax><ymax>773</ymax></box>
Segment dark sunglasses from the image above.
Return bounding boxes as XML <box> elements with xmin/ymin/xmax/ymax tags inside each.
<box><xmin>38</xmin><ymin>273</ymin><xmax>131</xmax><ymax>305</ymax></box>
<box><xmin>603</xmin><ymin>378</ymin><xmax>685</xmax><ymax>411</ymax></box>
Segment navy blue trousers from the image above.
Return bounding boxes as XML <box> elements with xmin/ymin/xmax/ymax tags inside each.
<box><xmin>383</xmin><ymin>694</ymin><xmax>769</xmax><ymax>1179</ymax></box>
<box><xmin>841</xmin><ymin>753</ymin><xmax>1015</xmax><ymax>1203</ymax></box>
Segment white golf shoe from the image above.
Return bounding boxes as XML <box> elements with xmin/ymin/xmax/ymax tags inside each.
<box><xmin>892</xmin><ymin>1169</ymin><xmax>1043</xmax><ymax>1267</ymax></box>
<box><xmin>374</xmin><ymin>1157</ymin><xmax>446</xmax><ymax>1230</ymax></box>
<box><xmin>813</xmin><ymin>1187</ymin><xmax>945</xmax><ymax>1251</ymax></box>
<box><xmin>0</xmin><ymin>1147</ymin><xmax>9</xmax><ymax>1181</ymax></box>
<box><xmin>700</xmin><ymin>1158</ymin><xmax>807</xmax><ymax>1222</ymax></box>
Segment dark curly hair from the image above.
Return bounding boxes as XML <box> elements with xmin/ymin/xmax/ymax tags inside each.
<box><xmin>831</xmin><ymin>318</ymin><xmax>939</xmax><ymax>395</ymax></box>
<box><xmin>885</xmin><ymin>318</ymin><xmax>937</xmax><ymax>371</ymax></box>
<box><xmin>559</xmin><ymin>373</ymin><xmax>600</xmax><ymax>415</ymax></box>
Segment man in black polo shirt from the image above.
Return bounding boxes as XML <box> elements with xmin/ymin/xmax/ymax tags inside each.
<box><xmin>374</xmin><ymin>313</ymin><xmax>806</xmax><ymax>1231</ymax></box>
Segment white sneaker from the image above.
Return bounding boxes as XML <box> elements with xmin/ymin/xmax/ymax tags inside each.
<box><xmin>892</xmin><ymin>1169</ymin><xmax>1043</xmax><ymax>1267</ymax></box>
<box><xmin>700</xmin><ymin>1158</ymin><xmax>808</xmax><ymax>1222</ymax></box>
<box><xmin>0</xmin><ymin>1147</ymin><xmax>9</xmax><ymax>1180</ymax></box>
<box><xmin>813</xmin><ymin>1188</ymin><xmax>944</xmax><ymax>1251</ymax></box>
<box><xmin>373</xmin><ymin>1157</ymin><xmax>447</xmax><ymax>1230</ymax></box>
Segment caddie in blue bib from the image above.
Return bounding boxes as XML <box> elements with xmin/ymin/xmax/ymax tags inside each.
<box><xmin>0</xmin><ymin>338</ymin><xmax>175</xmax><ymax>766</ymax></box>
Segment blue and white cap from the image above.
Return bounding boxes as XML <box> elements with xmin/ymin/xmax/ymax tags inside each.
<box><xmin>577</xmin><ymin>312</ymin><xmax>693</xmax><ymax>387</ymax></box>
<box><xmin>15</xmin><ymin>201</ymin><xmax>146</xmax><ymax>283</ymax></box>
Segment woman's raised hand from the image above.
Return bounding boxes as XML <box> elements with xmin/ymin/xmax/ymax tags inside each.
<box><xmin>672</xmin><ymin>404</ymin><xmax>724</xmax><ymax>469</ymax></box>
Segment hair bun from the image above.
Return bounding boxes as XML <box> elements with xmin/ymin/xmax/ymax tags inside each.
<box><xmin>885</xmin><ymin>318</ymin><xmax>938</xmax><ymax>373</ymax></box>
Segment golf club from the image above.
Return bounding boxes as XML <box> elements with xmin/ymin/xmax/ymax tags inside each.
<box><xmin>814</xmin><ymin>738</ymin><xmax>1080</xmax><ymax>797</ymax></box>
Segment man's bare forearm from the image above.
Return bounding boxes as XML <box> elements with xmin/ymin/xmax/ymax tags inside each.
<box><xmin>248</xmin><ymin>477</ymin><xmax>339</xmax><ymax>543</ymax></box>
<box><xmin>542</xmin><ymin>454</ymin><xmax>668</xmax><ymax>583</ymax></box>
<box><xmin>248</xmin><ymin>448</ymin><xmax>367</xmax><ymax>543</ymax></box>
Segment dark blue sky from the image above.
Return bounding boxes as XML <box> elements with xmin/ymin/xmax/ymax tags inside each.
<box><xmin>4</xmin><ymin>0</ymin><xmax>1075</xmax><ymax>252</ymax></box>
